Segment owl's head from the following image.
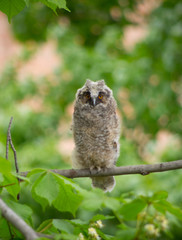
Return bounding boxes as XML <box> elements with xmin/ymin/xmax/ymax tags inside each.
<box><xmin>76</xmin><ymin>79</ymin><xmax>113</xmax><ymax>108</ymax></box>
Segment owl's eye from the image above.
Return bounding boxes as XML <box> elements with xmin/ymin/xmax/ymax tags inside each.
<box><xmin>98</xmin><ymin>95</ymin><xmax>103</xmax><ymax>99</ymax></box>
<box><xmin>84</xmin><ymin>92</ymin><xmax>91</xmax><ymax>99</ymax></box>
<box><xmin>98</xmin><ymin>92</ymin><xmax>104</xmax><ymax>99</ymax></box>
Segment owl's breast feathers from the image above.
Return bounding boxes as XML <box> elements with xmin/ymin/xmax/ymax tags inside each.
<box><xmin>73</xmin><ymin>103</ymin><xmax>119</xmax><ymax>155</ymax></box>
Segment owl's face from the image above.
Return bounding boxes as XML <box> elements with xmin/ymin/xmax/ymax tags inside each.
<box><xmin>76</xmin><ymin>79</ymin><xmax>112</xmax><ymax>109</ymax></box>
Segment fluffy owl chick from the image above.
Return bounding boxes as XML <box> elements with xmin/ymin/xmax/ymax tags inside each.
<box><xmin>72</xmin><ymin>79</ymin><xmax>120</xmax><ymax>192</ymax></box>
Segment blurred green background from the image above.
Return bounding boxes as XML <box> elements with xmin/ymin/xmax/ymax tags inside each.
<box><xmin>0</xmin><ymin>0</ymin><xmax>182</xmax><ymax>238</ymax></box>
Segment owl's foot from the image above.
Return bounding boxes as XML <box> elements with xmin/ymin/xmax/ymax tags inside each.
<box><xmin>101</xmin><ymin>166</ymin><xmax>115</xmax><ymax>171</ymax></box>
<box><xmin>89</xmin><ymin>166</ymin><xmax>102</xmax><ymax>175</ymax></box>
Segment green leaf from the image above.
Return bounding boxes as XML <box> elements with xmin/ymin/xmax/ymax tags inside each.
<box><xmin>28</xmin><ymin>168</ymin><xmax>46</xmax><ymax>177</ymax></box>
<box><xmin>81</xmin><ymin>189</ymin><xmax>104</xmax><ymax>211</ymax></box>
<box><xmin>31</xmin><ymin>171</ymin><xmax>82</xmax><ymax>215</ymax></box>
<box><xmin>54</xmin><ymin>233</ymin><xmax>78</xmax><ymax>240</ymax></box>
<box><xmin>6</xmin><ymin>200</ymin><xmax>33</xmax><ymax>223</ymax></box>
<box><xmin>47</xmin><ymin>0</ymin><xmax>70</xmax><ymax>11</ymax></box>
<box><xmin>0</xmin><ymin>157</ymin><xmax>11</xmax><ymax>173</ymax></box>
<box><xmin>153</xmin><ymin>200</ymin><xmax>182</xmax><ymax>220</ymax></box>
<box><xmin>69</xmin><ymin>219</ymin><xmax>87</xmax><ymax>226</ymax></box>
<box><xmin>36</xmin><ymin>219</ymin><xmax>59</xmax><ymax>234</ymax></box>
<box><xmin>0</xmin><ymin>218</ymin><xmax>22</xmax><ymax>239</ymax></box>
<box><xmin>31</xmin><ymin>172</ymin><xmax>49</xmax><ymax>210</ymax></box>
<box><xmin>90</xmin><ymin>214</ymin><xmax>114</xmax><ymax>222</ymax></box>
<box><xmin>116</xmin><ymin>228</ymin><xmax>136</xmax><ymax>240</ymax></box>
<box><xmin>104</xmin><ymin>197</ymin><xmax>120</xmax><ymax>211</ymax></box>
<box><xmin>96</xmin><ymin>229</ymin><xmax>113</xmax><ymax>240</ymax></box>
<box><xmin>37</xmin><ymin>219</ymin><xmax>53</xmax><ymax>232</ymax></box>
<box><xmin>0</xmin><ymin>173</ymin><xmax>3</xmax><ymax>194</ymax></box>
<box><xmin>52</xmin><ymin>173</ymin><xmax>82</xmax><ymax>216</ymax></box>
<box><xmin>0</xmin><ymin>173</ymin><xmax>4</xmax><ymax>183</ymax></box>
<box><xmin>40</xmin><ymin>0</ymin><xmax>57</xmax><ymax>14</ymax></box>
<box><xmin>0</xmin><ymin>0</ymin><xmax>26</xmax><ymax>22</ymax></box>
<box><xmin>151</xmin><ymin>191</ymin><xmax>168</xmax><ymax>201</ymax></box>
<box><xmin>53</xmin><ymin>219</ymin><xmax>74</xmax><ymax>234</ymax></box>
<box><xmin>3</xmin><ymin>174</ymin><xmax>20</xmax><ymax>200</ymax></box>
<box><xmin>24</xmin><ymin>0</ymin><xmax>29</xmax><ymax>6</ymax></box>
<box><xmin>37</xmin><ymin>219</ymin><xmax>77</xmax><ymax>240</ymax></box>
<box><xmin>0</xmin><ymin>218</ymin><xmax>12</xmax><ymax>239</ymax></box>
<box><xmin>119</xmin><ymin>198</ymin><xmax>147</xmax><ymax>221</ymax></box>
<box><xmin>33</xmin><ymin>172</ymin><xmax>59</xmax><ymax>205</ymax></box>
<box><xmin>0</xmin><ymin>157</ymin><xmax>20</xmax><ymax>199</ymax></box>
<box><xmin>13</xmin><ymin>173</ymin><xmax>30</xmax><ymax>183</ymax></box>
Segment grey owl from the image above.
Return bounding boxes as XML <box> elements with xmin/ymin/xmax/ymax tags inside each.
<box><xmin>72</xmin><ymin>79</ymin><xmax>120</xmax><ymax>192</ymax></box>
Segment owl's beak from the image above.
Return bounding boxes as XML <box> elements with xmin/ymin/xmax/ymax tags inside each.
<box><xmin>92</xmin><ymin>97</ymin><xmax>96</xmax><ymax>106</ymax></box>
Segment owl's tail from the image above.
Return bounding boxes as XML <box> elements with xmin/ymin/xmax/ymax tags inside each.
<box><xmin>91</xmin><ymin>176</ymin><xmax>115</xmax><ymax>192</ymax></box>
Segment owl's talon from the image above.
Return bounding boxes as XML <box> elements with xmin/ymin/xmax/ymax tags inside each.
<box><xmin>89</xmin><ymin>168</ymin><xmax>94</xmax><ymax>175</ymax></box>
<box><xmin>96</xmin><ymin>166</ymin><xmax>102</xmax><ymax>172</ymax></box>
<box><xmin>89</xmin><ymin>166</ymin><xmax>102</xmax><ymax>175</ymax></box>
<box><xmin>102</xmin><ymin>167</ymin><xmax>112</xmax><ymax>172</ymax></box>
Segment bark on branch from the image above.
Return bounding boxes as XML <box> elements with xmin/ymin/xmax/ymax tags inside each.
<box><xmin>0</xmin><ymin>198</ymin><xmax>38</xmax><ymax>240</ymax></box>
<box><xmin>6</xmin><ymin>117</ymin><xmax>20</xmax><ymax>200</ymax></box>
<box><xmin>20</xmin><ymin>159</ymin><xmax>182</xmax><ymax>179</ymax></box>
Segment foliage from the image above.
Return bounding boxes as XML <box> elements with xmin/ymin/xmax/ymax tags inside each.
<box><xmin>0</xmin><ymin>0</ymin><xmax>182</xmax><ymax>239</ymax></box>
<box><xmin>0</xmin><ymin>0</ymin><xmax>69</xmax><ymax>22</ymax></box>
<box><xmin>1</xmin><ymin>157</ymin><xmax>182</xmax><ymax>239</ymax></box>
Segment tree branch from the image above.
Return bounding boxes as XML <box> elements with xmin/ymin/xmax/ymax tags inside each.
<box><xmin>6</xmin><ymin>117</ymin><xmax>20</xmax><ymax>200</ymax></box>
<box><xmin>5</xmin><ymin>117</ymin><xmax>13</xmax><ymax>160</ymax></box>
<box><xmin>0</xmin><ymin>198</ymin><xmax>38</xmax><ymax>240</ymax></box>
<box><xmin>20</xmin><ymin>159</ymin><xmax>182</xmax><ymax>179</ymax></box>
<box><xmin>9</xmin><ymin>125</ymin><xmax>19</xmax><ymax>177</ymax></box>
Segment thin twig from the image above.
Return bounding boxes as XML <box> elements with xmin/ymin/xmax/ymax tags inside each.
<box><xmin>0</xmin><ymin>183</ymin><xmax>16</xmax><ymax>188</ymax></box>
<box><xmin>5</xmin><ymin>117</ymin><xmax>15</xmax><ymax>239</ymax></box>
<box><xmin>38</xmin><ymin>222</ymin><xmax>53</xmax><ymax>233</ymax></box>
<box><xmin>6</xmin><ymin>117</ymin><xmax>20</xmax><ymax>200</ymax></box>
<box><xmin>6</xmin><ymin>117</ymin><xmax>13</xmax><ymax>160</ymax></box>
<box><xmin>0</xmin><ymin>198</ymin><xmax>38</xmax><ymax>240</ymax></box>
<box><xmin>37</xmin><ymin>233</ymin><xmax>54</xmax><ymax>239</ymax></box>
<box><xmin>8</xmin><ymin>119</ymin><xmax>19</xmax><ymax>176</ymax></box>
<box><xmin>20</xmin><ymin>159</ymin><xmax>182</xmax><ymax>179</ymax></box>
<box><xmin>7</xmin><ymin>222</ymin><xmax>14</xmax><ymax>240</ymax></box>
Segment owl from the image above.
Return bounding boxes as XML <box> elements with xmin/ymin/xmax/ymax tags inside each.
<box><xmin>72</xmin><ymin>79</ymin><xmax>120</xmax><ymax>192</ymax></box>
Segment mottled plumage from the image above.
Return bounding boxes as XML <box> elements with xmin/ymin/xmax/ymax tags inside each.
<box><xmin>72</xmin><ymin>79</ymin><xmax>120</xmax><ymax>192</ymax></box>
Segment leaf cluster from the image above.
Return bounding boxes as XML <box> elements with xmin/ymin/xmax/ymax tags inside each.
<box><xmin>0</xmin><ymin>0</ymin><xmax>69</xmax><ymax>22</ymax></box>
<box><xmin>1</xmin><ymin>156</ymin><xmax>182</xmax><ymax>239</ymax></box>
